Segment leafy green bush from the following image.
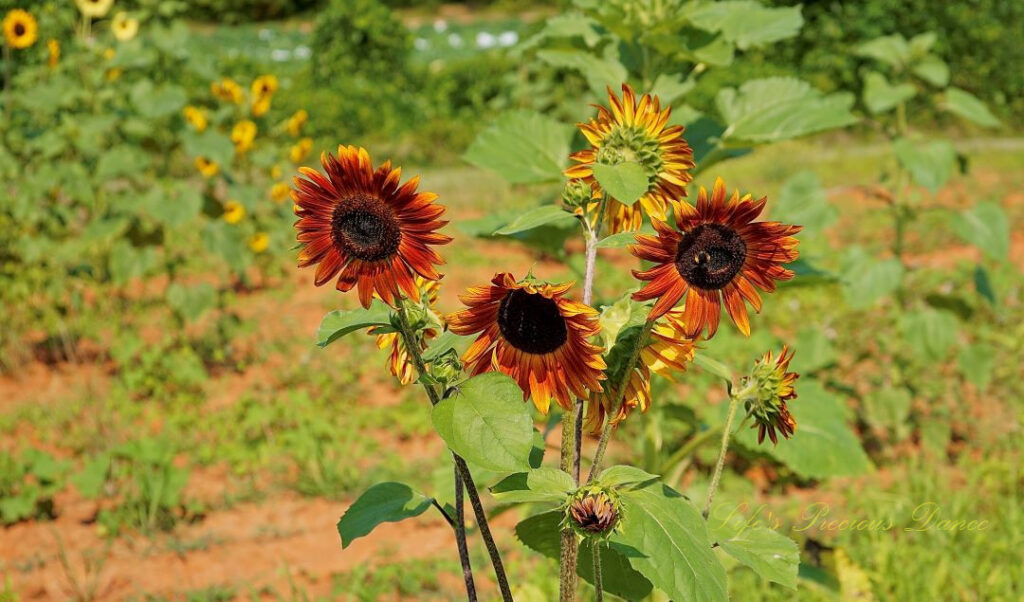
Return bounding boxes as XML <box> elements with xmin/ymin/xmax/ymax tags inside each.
<box><xmin>311</xmin><ymin>0</ymin><xmax>410</xmax><ymax>84</ymax></box>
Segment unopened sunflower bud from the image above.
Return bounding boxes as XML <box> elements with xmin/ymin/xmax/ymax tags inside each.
<box><xmin>561</xmin><ymin>178</ymin><xmax>594</xmax><ymax>211</ymax></box>
<box><xmin>428</xmin><ymin>349</ymin><xmax>462</xmax><ymax>388</ymax></box>
<box><xmin>743</xmin><ymin>345</ymin><xmax>800</xmax><ymax>445</ymax></box>
<box><xmin>567</xmin><ymin>487</ymin><xmax>620</xmax><ymax>537</ymax></box>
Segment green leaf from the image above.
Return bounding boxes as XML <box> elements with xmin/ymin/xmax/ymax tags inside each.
<box><xmin>717</xmin><ymin>78</ymin><xmax>857</xmax><ymax>144</ymax></box>
<box><xmin>901</xmin><ymin>309</ymin><xmax>958</xmax><ymax>361</ymax></box>
<box><xmin>491</xmin><ymin>467</ymin><xmax>575</xmax><ymax>504</ymax></box>
<box><xmin>686</xmin><ymin>1</ymin><xmax>803</xmax><ymax>49</ymax></box>
<box><xmin>597</xmin><ymin>294</ymin><xmax>648</xmax><ymax>352</ymax></box>
<box><xmin>650</xmin><ymin>73</ymin><xmax>695</xmax><ymax>106</ymax></box>
<box><xmin>182</xmin><ymin>130</ymin><xmax>235</xmax><ymax>167</ymax></box>
<box><xmin>840</xmin><ymin>248</ymin><xmax>904</xmax><ymax>308</ymax></box>
<box><xmin>773</xmin><ymin>171</ymin><xmax>837</xmax><ymax>234</ymax></box>
<box><xmin>595</xmin><ymin>465</ymin><xmax>659</xmax><ymax>490</ymax></box>
<box><xmin>316</xmin><ymin>302</ymin><xmax>394</xmax><ymax>348</ymax></box>
<box><xmin>432</xmin><ymin>373</ymin><xmax>535</xmax><ymax>473</ymax></box>
<box><xmin>951</xmin><ymin>202</ymin><xmax>1010</xmax><ymax>261</ymax></box>
<box><xmin>861</xmin><ymin>71</ymin><xmax>916</xmax><ymax>115</ymax></box>
<box><xmin>613</xmin><ymin>483</ymin><xmax>728</xmax><ymax>601</ymax></box>
<box><xmin>793</xmin><ymin>329</ymin><xmax>837</xmax><ymax>374</ymax></box>
<box><xmin>166</xmin><ymin>282</ymin><xmax>216</xmax><ymax>324</ymax></box>
<box><xmin>515</xmin><ymin>510</ymin><xmax>563</xmax><ymax>559</ymax></box>
<box><xmin>908</xmin><ymin>32</ymin><xmax>938</xmax><ymax>56</ymax></box>
<box><xmin>337</xmin><ymin>482</ymin><xmax>434</xmax><ymax>549</ymax></box>
<box><xmin>855</xmin><ymin>35</ymin><xmax>910</xmax><ymax>68</ymax></box>
<box><xmin>693</xmin><ymin>354</ymin><xmax>733</xmax><ymax>384</ymax></box>
<box><xmin>142</xmin><ymin>183</ymin><xmax>201</xmax><ymax>227</ymax></box>
<box><xmin>578</xmin><ymin>539</ymin><xmax>655</xmax><ymax>601</ymax></box>
<box><xmin>942</xmin><ymin>87</ymin><xmax>1001</xmax><ymax>128</ymax></box>
<box><xmin>973</xmin><ymin>265</ymin><xmax>997</xmax><ymax>305</ymax></box>
<box><xmin>130</xmin><ymin>80</ymin><xmax>187</xmax><ymax>119</ymax></box>
<box><xmin>862</xmin><ymin>387</ymin><xmax>912</xmax><ymax>440</ymax></box>
<box><xmin>911</xmin><ymin>55</ymin><xmax>950</xmax><ymax>87</ymax></box>
<box><xmin>421</xmin><ymin>331</ymin><xmax>473</xmax><ymax>363</ymax></box>
<box><xmin>958</xmin><ymin>343</ymin><xmax>995</xmax><ymax>391</ymax></box>
<box><xmin>464</xmin><ymin>110</ymin><xmax>574</xmax><ymax>184</ymax></box>
<box><xmin>536</xmin><ymin>49</ymin><xmax>628</xmax><ymax>97</ymax></box>
<box><xmin>734</xmin><ymin>380</ymin><xmax>873</xmax><ymax>479</ymax></box>
<box><xmin>97</xmin><ymin>145</ymin><xmax>149</xmax><ymax>180</ymax></box>
<box><xmin>597</xmin><ymin>226</ymin><xmax>653</xmax><ymax>249</ymax></box>
<box><xmin>494</xmin><ymin>205</ymin><xmax>577</xmax><ymax>235</ymax></box>
<box><xmin>591</xmin><ymin>162</ymin><xmax>650</xmax><ymax>205</ymax></box>
<box><xmin>893</xmin><ymin>138</ymin><xmax>956</xmax><ymax>193</ymax></box>
<box><xmin>707</xmin><ymin>509</ymin><xmax>799</xmax><ymax>588</ymax></box>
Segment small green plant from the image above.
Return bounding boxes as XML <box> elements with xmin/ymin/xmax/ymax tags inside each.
<box><xmin>0</xmin><ymin>448</ymin><xmax>67</xmax><ymax>524</ymax></box>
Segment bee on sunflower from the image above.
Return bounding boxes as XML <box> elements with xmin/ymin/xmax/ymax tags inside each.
<box><xmin>631</xmin><ymin>177</ymin><xmax>802</xmax><ymax>338</ymax></box>
<box><xmin>291</xmin><ymin>145</ymin><xmax>451</xmax><ymax>308</ymax></box>
<box><xmin>447</xmin><ymin>272</ymin><xmax>607</xmax><ymax>413</ymax></box>
<box><xmin>2</xmin><ymin>9</ymin><xmax>38</xmax><ymax>50</ymax></box>
<box><xmin>565</xmin><ymin>84</ymin><xmax>695</xmax><ymax>234</ymax></box>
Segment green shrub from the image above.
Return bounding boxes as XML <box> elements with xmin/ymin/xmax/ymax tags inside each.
<box><xmin>311</xmin><ymin>0</ymin><xmax>410</xmax><ymax>84</ymax></box>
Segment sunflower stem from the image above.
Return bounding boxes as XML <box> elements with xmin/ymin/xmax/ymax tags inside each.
<box><xmin>559</xmin><ymin>404</ymin><xmax>580</xmax><ymax>602</ymax></box>
<box><xmin>454</xmin><ymin>467</ymin><xmax>478</xmax><ymax>602</ymax></box>
<box><xmin>586</xmin><ymin>319</ymin><xmax>655</xmax><ymax>483</ymax></box>
<box><xmin>593</xmin><ymin>541</ymin><xmax>604</xmax><ymax>602</ymax></box>
<box><xmin>702</xmin><ymin>386</ymin><xmax>746</xmax><ymax>519</ymax></box>
<box><xmin>395</xmin><ymin>297</ymin><xmax>512</xmax><ymax>602</ymax></box>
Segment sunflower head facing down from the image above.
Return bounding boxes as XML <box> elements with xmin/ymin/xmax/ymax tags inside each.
<box><xmin>631</xmin><ymin>177</ymin><xmax>801</xmax><ymax>338</ymax></box>
<box><xmin>585</xmin><ymin>308</ymin><xmax>696</xmax><ymax>433</ymax></box>
<box><xmin>3</xmin><ymin>10</ymin><xmax>38</xmax><ymax>50</ymax></box>
<box><xmin>745</xmin><ymin>345</ymin><xmax>799</xmax><ymax>445</ymax></box>
<box><xmin>448</xmin><ymin>273</ymin><xmax>606</xmax><ymax>413</ymax></box>
<box><xmin>292</xmin><ymin>145</ymin><xmax>451</xmax><ymax>308</ymax></box>
<box><xmin>565</xmin><ymin>84</ymin><xmax>694</xmax><ymax>234</ymax></box>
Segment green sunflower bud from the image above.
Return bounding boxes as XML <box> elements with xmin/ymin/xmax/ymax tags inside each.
<box><xmin>566</xmin><ymin>485</ymin><xmax>621</xmax><ymax>537</ymax></box>
<box><xmin>562</xmin><ymin>178</ymin><xmax>594</xmax><ymax>211</ymax></box>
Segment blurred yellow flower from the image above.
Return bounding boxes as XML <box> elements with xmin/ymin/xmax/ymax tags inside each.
<box><xmin>248</xmin><ymin>232</ymin><xmax>269</xmax><ymax>253</ymax></box>
<box><xmin>270</xmin><ymin>182</ymin><xmax>290</xmax><ymax>203</ymax></box>
<box><xmin>290</xmin><ymin>137</ymin><xmax>313</xmax><ymax>164</ymax></box>
<box><xmin>287</xmin><ymin>109</ymin><xmax>308</xmax><ymax>137</ymax></box>
<box><xmin>251</xmin><ymin>95</ymin><xmax>272</xmax><ymax>117</ymax></box>
<box><xmin>222</xmin><ymin>200</ymin><xmax>245</xmax><ymax>224</ymax></box>
<box><xmin>47</xmin><ymin>39</ymin><xmax>60</xmax><ymax>67</ymax></box>
<box><xmin>231</xmin><ymin>120</ymin><xmax>257</xmax><ymax>154</ymax></box>
<box><xmin>195</xmin><ymin>157</ymin><xmax>219</xmax><ymax>178</ymax></box>
<box><xmin>106</xmin><ymin>67</ymin><xmax>122</xmax><ymax>82</ymax></box>
<box><xmin>183</xmin><ymin>106</ymin><xmax>208</xmax><ymax>132</ymax></box>
<box><xmin>111</xmin><ymin>12</ymin><xmax>139</xmax><ymax>42</ymax></box>
<box><xmin>251</xmin><ymin>74</ymin><xmax>279</xmax><ymax>99</ymax></box>
<box><xmin>75</xmin><ymin>0</ymin><xmax>114</xmax><ymax>19</ymax></box>
<box><xmin>270</xmin><ymin>165</ymin><xmax>282</xmax><ymax>179</ymax></box>
<box><xmin>211</xmin><ymin>78</ymin><xmax>243</xmax><ymax>104</ymax></box>
<box><xmin>3</xmin><ymin>10</ymin><xmax>38</xmax><ymax>50</ymax></box>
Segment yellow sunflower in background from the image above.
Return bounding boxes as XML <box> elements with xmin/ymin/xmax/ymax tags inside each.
<box><xmin>251</xmin><ymin>74</ymin><xmax>279</xmax><ymax>99</ymax></box>
<box><xmin>290</xmin><ymin>137</ymin><xmax>313</xmax><ymax>164</ymax></box>
<box><xmin>287</xmin><ymin>109</ymin><xmax>308</xmax><ymax>137</ymax></box>
<box><xmin>111</xmin><ymin>12</ymin><xmax>139</xmax><ymax>42</ymax></box>
<box><xmin>251</xmin><ymin>95</ymin><xmax>272</xmax><ymax>117</ymax></box>
<box><xmin>269</xmin><ymin>182</ymin><xmax>290</xmax><ymax>203</ymax></box>
<box><xmin>448</xmin><ymin>272</ymin><xmax>607</xmax><ymax>413</ymax></box>
<box><xmin>3</xmin><ymin>10</ymin><xmax>38</xmax><ymax>50</ymax></box>
<box><xmin>248</xmin><ymin>232</ymin><xmax>270</xmax><ymax>254</ymax></box>
<box><xmin>195</xmin><ymin>156</ymin><xmax>219</xmax><ymax>178</ymax></box>
<box><xmin>746</xmin><ymin>345</ymin><xmax>799</xmax><ymax>445</ymax></box>
<box><xmin>369</xmin><ymin>277</ymin><xmax>441</xmax><ymax>385</ymax></box>
<box><xmin>565</xmin><ymin>84</ymin><xmax>695</xmax><ymax>234</ymax></box>
<box><xmin>222</xmin><ymin>200</ymin><xmax>245</xmax><ymax>224</ymax></box>
<box><xmin>75</xmin><ymin>0</ymin><xmax>114</xmax><ymax>19</ymax></box>
<box><xmin>183</xmin><ymin>106</ymin><xmax>208</xmax><ymax>132</ymax></box>
<box><xmin>211</xmin><ymin>78</ymin><xmax>243</xmax><ymax>104</ymax></box>
<box><xmin>47</xmin><ymin>38</ymin><xmax>60</xmax><ymax>67</ymax></box>
<box><xmin>585</xmin><ymin>308</ymin><xmax>696</xmax><ymax>433</ymax></box>
<box><xmin>231</xmin><ymin>120</ymin><xmax>257</xmax><ymax>154</ymax></box>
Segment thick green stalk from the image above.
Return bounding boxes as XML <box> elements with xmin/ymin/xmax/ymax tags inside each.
<box><xmin>559</xmin><ymin>407</ymin><xmax>579</xmax><ymax>602</ymax></box>
<box><xmin>593</xmin><ymin>541</ymin><xmax>604</xmax><ymax>602</ymax></box>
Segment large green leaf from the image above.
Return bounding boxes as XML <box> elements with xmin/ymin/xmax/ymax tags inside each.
<box><xmin>862</xmin><ymin>387</ymin><xmax>912</xmax><ymax>441</ymax></box>
<box><xmin>901</xmin><ymin>309</ymin><xmax>958</xmax><ymax>361</ymax></box>
<box><xmin>912</xmin><ymin>55</ymin><xmax>950</xmax><ymax>87</ymax></box>
<box><xmin>494</xmin><ymin>205</ymin><xmax>577</xmax><ymax>235</ymax></box>
<box><xmin>491</xmin><ymin>467</ymin><xmax>576</xmax><ymax>504</ymax></box>
<box><xmin>166</xmin><ymin>282</ymin><xmax>216</xmax><ymax>324</ymax></box>
<box><xmin>650</xmin><ymin>72</ymin><xmax>695</xmax><ymax>106</ymax></box>
<box><xmin>958</xmin><ymin>343</ymin><xmax>995</xmax><ymax>392</ymax></box>
<box><xmin>316</xmin><ymin>302</ymin><xmax>394</xmax><ymax>348</ymax></box>
<box><xmin>97</xmin><ymin>145</ymin><xmax>149</xmax><ymax>180</ymax></box>
<box><xmin>591</xmin><ymin>162</ymin><xmax>650</xmax><ymax>205</ymax></box>
<box><xmin>141</xmin><ymin>183</ymin><xmax>202</xmax><ymax>227</ymax></box>
<box><xmin>578</xmin><ymin>539</ymin><xmax>655</xmax><ymax>601</ymax></box>
<box><xmin>707</xmin><ymin>509</ymin><xmax>799</xmax><ymax>588</ymax></box>
<box><xmin>840</xmin><ymin>248</ymin><xmax>904</xmax><ymax>308</ymax></box>
<box><xmin>686</xmin><ymin>1</ymin><xmax>803</xmax><ymax>49</ymax></box>
<box><xmin>950</xmin><ymin>202</ymin><xmax>1010</xmax><ymax>260</ymax></box>
<box><xmin>537</xmin><ymin>49</ymin><xmax>628</xmax><ymax>97</ymax></box>
<box><xmin>594</xmin><ymin>465</ymin><xmax>659</xmax><ymax>490</ymax></box>
<box><xmin>893</xmin><ymin>138</ymin><xmax>956</xmax><ymax>193</ymax></box>
<box><xmin>613</xmin><ymin>483</ymin><xmax>727</xmax><ymax>601</ymax></box>
<box><xmin>515</xmin><ymin>510</ymin><xmax>564</xmax><ymax>559</ymax></box>
<box><xmin>597</xmin><ymin>294</ymin><xmax>648</xmax><ymax>351</ymax></box>
<box><xmin>734</xmin><ymin>380</ymin><xmax>872</xmax><ymax>479</ymax></box>
<box><xmin>337</xmin><ymin>482</ymin><xmax>434</xmax><ymax>548</ymax></box>
<box><xmin>855</xmin><ymin>35</ymin><xmax>910</xmax><ymax>68</ymax></box>
<box><xmin>432</xmin><ymin>373</ymin><xmax>535</xmax><ymax>473</ymax></box>
<box><xmin>717</xmin><ymin>78</ymin><xmax>857</xmax><ymax>144</ymax></box>
<box><xmin>130</xmin><ymin>80</ymin><xmax>187</xmax><ymax>119</ymax></box>
<box><xmin>861</xmin><ymin>71</ymin><xmax>916</xmax><ymax>115</ymax></box>
<box><xmin>464</xmin><ymin>110</ymin><xmax>573</xmax><ymax>184</ymax></box>
<box><xmin>182</xmin><ymin>130</ymin><xmax>235</xmax><ymax>167</ymax></box>
<box><xmin>773</xmin><ymin>170</ymin><xmax>837</xmax><ymax>235</ymax></box>
<box><xmin>942</xmin><ymin>87</ymin><xmax>1001</xmax><ymax>128</ymax></box>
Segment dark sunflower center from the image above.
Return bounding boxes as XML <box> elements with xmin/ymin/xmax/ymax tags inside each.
<box><xmin>674</xmin><ymin>223</ymin><xmax>747</xmax><ymax>290</ymax></box>
<box><xmin>330</xmin><ymin>194</ymin><xmax>401</xmax><ymax>262</ymax></box>
<box><xmin>497</xmin><ymin>288</ymin><xmax>568</xmax><ymax>355</ymax></box>
<box><xmin>14</xmin><ymin>23</ymin><xmax>25</xmax><ymax>36</ymax></box>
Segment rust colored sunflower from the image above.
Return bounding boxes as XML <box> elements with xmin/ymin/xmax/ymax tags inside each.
<box><xmin>369</xmin><ymin>277</ymin><xmax>441</xmax><ymax>385</ymax></box>
<box><xmin>564</xmin><ymin>84</ymin><xmax>694</xmax><ymax>234</ymax></box>
<box><xmin>585</xmin><ymin>308</ymin><xmax>696</xmax><ymax>433</ymax></box>
<box><xmin>448</xmin><ymin>273</ymin><xmax>606</xmax><ymax>413</ymax></box>
<box><xmin>292</xmin><ymin>145</ymin><xmax>451</xmax><ymax>307</ymax></box>
<box><xmin>631</xmin><ymin>177</ymin><xmax>801</xmax><ymax>337</ymax></box>
<box><xmin>746</xmin><ymin>345</ymin><xmax>799</xmax><ymax>445</ymax></box>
